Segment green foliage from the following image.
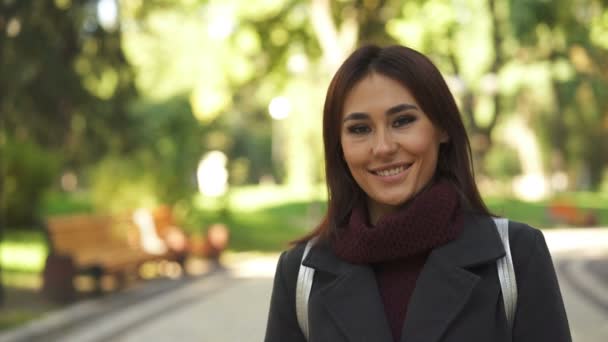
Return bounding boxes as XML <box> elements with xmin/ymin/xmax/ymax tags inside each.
<box><xmin>0</xmin><ymin>136</ymin><xmax>61</xmax><ymax>225</ymax></box>
<box><xmin>0</xmin><ymin>1</ymin><xmax>138</xmax><ymax>165</ymax></box>
<box><xmin>601</xmin><ymin>169</ymin><xmax>608</xmax><ymax>193</ymax></box>
<box><xmin>87</xmin><ymin>154</ymin><xmax>162</xmax><ymax>213</ymax></box>
<box><xmin>40</xmin><ymin>191</ymin><xmax>93</xmax><ymax>216</ymax></box>
<box><xmin>484</xmin><ymin>144</ymin><xmax>522</xmax><ymax>180</ymax></box>
<box><xmin>3</xmin><ymin>0</ymin><xmax>608</xmax><ymax>228</ymax></box>
<box><xmin>507</xmin><ymin>0</ymin><xmax>608</xmax><ymax>188</ymax></box>
<box><xmin>229</xmin><ymin>127</ymin><xmax>273</xmax><ymax>184</ymax></box>
<box><xmin>128</xmin><ymin>96</ymin><xmax>206</xmax><ymax>203</ymax></box>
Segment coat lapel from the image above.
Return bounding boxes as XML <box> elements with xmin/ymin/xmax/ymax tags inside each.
<box><xmin>304</xmin><ymin>241</ymin><xmax>394</xmax><ymax>342</ymax></box>
<box><xmin>303</xmin><ymin>214</ymin><xmax>505</xmax><ymax>342</ymax></box>
<box><xmin>400</xmin><ymin>252</ymin><xmax>480</xmax><ymax>342</ymax></box>
<box><xmin>401</xmin><ymin>214</ymin><xmax>506</xmax><ymax>342</ymax></box>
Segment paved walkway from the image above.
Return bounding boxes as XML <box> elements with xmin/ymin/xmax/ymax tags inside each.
<box><xmin>535</xmin><ymin>228</ymin><xmax>608</xmax><ymax>342</ymax></box>
<box><xmin>1</xmin><ymin>229</ymin><xmax>607</xmax><ymax>342</ymax></box>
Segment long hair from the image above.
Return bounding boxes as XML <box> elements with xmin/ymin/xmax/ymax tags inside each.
<box><xmin>294</xmin><ymin>44</ymin><xmax>491</xmax><ymax>244</ymax></box>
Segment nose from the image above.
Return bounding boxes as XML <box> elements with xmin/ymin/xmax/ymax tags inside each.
<box><xmin>372</xmin><ymin>128</ymin><xmax>398</xmax><ymax>157</ymax></box>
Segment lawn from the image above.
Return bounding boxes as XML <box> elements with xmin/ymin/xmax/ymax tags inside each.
<box><xmin>486</xmin><ymin>192</ymin><xmax>608</xmax><ymax>228</ymax></box>
<box><xmin>0</xmin><ymin>230</ymin><xmax>52</xmax><ymax>330</ymax></box>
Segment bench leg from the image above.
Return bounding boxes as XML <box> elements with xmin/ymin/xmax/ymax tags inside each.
<box><xmin>90</xmin><ymin>266</ymin><xmax>104</xmax><ymax>296</ymax></box>
<box><xmin>115</xmin><ymin>271</ymin><xmax>129</xmax><ymax>290</ymax></box>
<box><xmin>42</xmin><ymin>254</ymin><xmax>76</xmax><ymax>303</ymax></box>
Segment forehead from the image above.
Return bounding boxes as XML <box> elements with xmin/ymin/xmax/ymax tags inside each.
<box><xmin>342</xmin><ymin>73</ymin><xmax>417</xmax><ymax>116</ymax></box>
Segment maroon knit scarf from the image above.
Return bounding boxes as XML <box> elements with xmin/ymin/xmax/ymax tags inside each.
<box><xmin>331</xmin><ymin>180</ymin><xmax>464</xmax><ymax>341</ymax></box>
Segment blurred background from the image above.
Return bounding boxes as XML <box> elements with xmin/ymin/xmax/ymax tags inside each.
<box><xmin>1</xmin><ymin>0</ymin><xmax>607</xmax><ymax>341</ymax></box>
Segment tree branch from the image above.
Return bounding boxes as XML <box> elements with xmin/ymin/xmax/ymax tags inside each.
<box><xmin>310</xmin><ymin>0</ymin><xmax>358</xmax><ymax>70</ymax></box>
<box><xmin>487</xmin><ymin>0</ymin><xmax>503</xmax><ymax>134</ymax></box>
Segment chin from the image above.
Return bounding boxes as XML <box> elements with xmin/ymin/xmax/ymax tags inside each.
<box><xmin>377</xmin><ymin>195</ymin><xmax>412</xmax><ymax>207</ymax></box>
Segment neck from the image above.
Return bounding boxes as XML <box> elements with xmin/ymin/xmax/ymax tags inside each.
<box><xmin>367</xmin><ymin>180</ymin><xmax>439</xmax><ymax>225</ymax></box>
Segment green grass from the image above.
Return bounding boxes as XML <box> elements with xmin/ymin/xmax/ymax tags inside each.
<box><xmin>188</xmin><ymin>185</ymin><xmax>327</xmax><ymax>251</ymax></box>
<box><xmin>214</xmin><ymin>200</ymin><xmax>326</xmax><ymax>251</ymax></box>
<box><xmin>486</xmin><ymin>193</ymin><xmax>608</xmax><ymax>228</ymax></box>
<box><xmin>0</xmin><ymin>231</ymin><xmax>50</xmax><ymax>332</ymax></box>
<box><xmin>1</xmin><ymin>230</ymin><xmax>48</xmax><ymax>274</ymax></box>
<box><xmin>193</xmin><ymin>190</ymin><xmax>608</xmax><ymax>251</ymax></box>
<box><xmin>486</xmin><ymin>198</ymin><xmax>550</xmax><ymax>227</ymax></box>
<box><xmin>0</xmin><ymin>310</ymin><xmax>46</xmax><ymax>331</ymax></box>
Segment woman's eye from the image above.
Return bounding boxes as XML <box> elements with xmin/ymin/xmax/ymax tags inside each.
<box><xmin>347</xmin><ymin>125</ymin><xmax>371</xmax><ymax>134</ymax></box>
<box><xmin>393</xmin><ymin>115</ymin><xmax>416</xmax><ymax>127</ymax></box>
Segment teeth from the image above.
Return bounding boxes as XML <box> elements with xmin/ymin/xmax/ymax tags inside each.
<box><xmin>376</xmin><ymin>166</ymin><xmax>405</xmax><ymax>176</ymax></box>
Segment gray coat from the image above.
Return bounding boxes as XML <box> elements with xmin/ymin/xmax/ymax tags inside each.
<box><xmin>264</xmin><ymin>214</ymin><xmax>572</xmax><ymax>342</ymax></box>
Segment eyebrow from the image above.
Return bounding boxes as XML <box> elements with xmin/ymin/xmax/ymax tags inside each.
<box><xmin>342</xmin><ymin>103</ymin><xmax>418</xmax><ymax>122</ymax></box>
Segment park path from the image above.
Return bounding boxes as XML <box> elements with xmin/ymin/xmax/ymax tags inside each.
<box><xmin>1</xmin><ymin>229</ymin><xmax>608</xmax><ymax>342</ymax></box>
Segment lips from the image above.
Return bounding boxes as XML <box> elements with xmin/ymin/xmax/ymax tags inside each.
<box><xmin>370</xmin><ymin>163</ymin><xmax>412</xmax><ymax>176</ymax></box>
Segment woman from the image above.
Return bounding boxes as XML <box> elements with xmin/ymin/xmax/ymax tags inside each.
<box><xmin>264</xmin><ymin>45</ymin><xmax>571</xmax><ymax>342</ymax></box>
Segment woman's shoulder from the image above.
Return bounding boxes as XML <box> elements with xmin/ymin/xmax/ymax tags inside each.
<box><xmin>506</xmin><ymin>219</ymin><xmax>545</xmax><ymax>253</ymax></box>
<box><xmin>503</xmin><ymin>219</ymin><xmax>556</xmax><ymax>279</ymax></box>
<box><xmin>278</xmin><ymin>242</ymin><xmax>307</xmax><ymax>269</ymax></box>
<box><xmin>466</xmin><ymin>213</ymin><xmax>544</xmax><ymax>252</ymax></box>
<box><xmin>274</xmin><ymin>241</ymin><xmax>311</xmax><ymax>283</ymax></box>
<box><xmin>273</xmin><ymin>239</ymin><xmax>326</xmax><ymax>297</ymax></box>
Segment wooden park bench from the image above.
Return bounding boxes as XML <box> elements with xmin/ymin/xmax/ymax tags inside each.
<box><xmin>42</xmin><ymin>213</ymin><xmax>186</xmax><ymax>302</ymax></box>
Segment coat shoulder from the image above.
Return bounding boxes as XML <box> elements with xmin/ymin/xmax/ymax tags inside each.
<box><xmin>280</xmin><ymin>242</ymin><xmax>307</xmax><ymax>269</ymax></box>
<box><xmin>506</xmin><ymin>220</ymin><xmax>544</xmax><ymax>254</ymax></box>
<box><xmin>505</xmin><ymin>220</ymin><xmax>553</xmax><ymax>281</ymax></box>
<box><xmin>504</xmin><ymin>221</ymin><xmax>572</xmax><ymax>341</ymax></box>
<box><xmin>265</xmin><ymin>243</ymin><xmax>310</xmax><ymax>341</ymax></box>
<box><xmin>276</xmin><ymin>242</ymin><xmax>307</xmax><ymax>289</ymax></box>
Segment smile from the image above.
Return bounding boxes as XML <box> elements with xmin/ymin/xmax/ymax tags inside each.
<box><xmin>370</xmin><ymin>163</ymin><xmax>412</xmax><ymax>177</ymax></box>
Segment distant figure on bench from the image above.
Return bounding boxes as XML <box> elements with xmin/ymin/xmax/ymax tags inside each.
<box><xmin>133</xmin><ymin>208</ymin><xmax>168</xmax><ymax>255</ymax></box>
<box><xmin>132</xmin><ymin>206</ymin><xmax>188</xmax><ymax>266</ymax></box>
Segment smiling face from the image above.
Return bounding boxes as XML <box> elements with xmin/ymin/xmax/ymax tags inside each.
<box><xmin>340</xmin><ymin>73</ymin><xmax>448</xmax><ymax>224</ymax></box>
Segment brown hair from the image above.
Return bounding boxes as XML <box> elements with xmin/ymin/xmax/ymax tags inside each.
<box><xmin>295</xmin><ymin>44</ymin><xmax>491</xmax><ymax>244</ymax></box>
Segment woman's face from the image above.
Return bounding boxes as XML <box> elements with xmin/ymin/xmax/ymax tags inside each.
<box><xmin>340</xmin><ymin>73</ymin><xmax>448</xmax><ymax>222</ymax></box>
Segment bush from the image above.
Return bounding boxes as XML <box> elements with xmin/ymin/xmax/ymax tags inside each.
<box><xmin>0</xmin><ymin>136</ymin><xmax>61</xmax><ymax>225</ymax></box>
<box><xmin>484</xmin><ymin>145</ymin><xmax>522</xmax><ymax>181</ymax></box>
<box><xmin>87</xmin><ymin>155</ymin><xmax>160</xmax><ymax>214</ymax></box>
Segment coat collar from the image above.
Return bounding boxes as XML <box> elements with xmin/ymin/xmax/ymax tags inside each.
<box><xmin>302</xmin><ymin>213</ymin><xmax>505</xmax><ymax>342</ymax></box>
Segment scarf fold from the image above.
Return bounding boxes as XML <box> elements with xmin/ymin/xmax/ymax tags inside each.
<box><xmin>330</xmin><ymin>180</ymin><xmax>464</xmax><ymax>342</ymax></box>
<box><xmin>331</xmin><ymin>180</ymin><xmax>464</xmax><ymax>263</ymax></box>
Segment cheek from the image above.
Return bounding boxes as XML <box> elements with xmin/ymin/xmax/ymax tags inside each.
<box><xmin>407</xmin><ymin>131</ymin><xmax>442</xmax><ymax>157</ymax></box>
<box><xmin>341</xmin><ymin>141</ymin><xmax>368</xmax><ymax>169</ymax></box>
<box><xmin>340</xmin><ymin>136</ymin><xmax>354</xmax><ymax>162</ymax></box>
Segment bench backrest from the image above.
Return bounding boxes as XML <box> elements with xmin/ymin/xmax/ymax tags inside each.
<box><xmin>46</xmin><ymin>214</ymin><xmax>132</xmax><ymax>255</ymax></box>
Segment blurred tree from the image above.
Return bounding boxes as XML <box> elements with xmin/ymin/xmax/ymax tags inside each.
<box><xmin>3</xmin><ymin>0</ymin><xmax>607</xmax><ymax>230</ymax></box>
<box><xmin>0</xmin><ymin>0</ymin><xmax>137</xmax><ymax>224</ymax></box>
<box><xmin>0</xmin><ymin>0</ymin><xmax>138</xmax><ymax>165</ymax></box>
<box><xmin>386</xmin><ymin>0</ymin><xmax>511</xmax><ymax>175</ymax></box>
<box><xmin>125</xmin><ymin>0</ymin><xmax>404</xmax><ymax>191</ymax></box>
<box><xmin>386</xmin><ymin>0</ymin><xmax>608</xmax><ymax>191</ymax></box>
<box><xmin>508</xmin><ymin>0</ymin><xmax>608</xmax><ymax>189</ymax></box>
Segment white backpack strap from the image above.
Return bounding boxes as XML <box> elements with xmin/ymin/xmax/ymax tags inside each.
<box><xmin>296</xmin><ymin>237</ymin><xmax>317</xmax><ymax>340</ymax></box>
<box><xmin>493</xmin><ymin>217</ymin><xmax>518</xmax><ymax>329</ymax></box>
